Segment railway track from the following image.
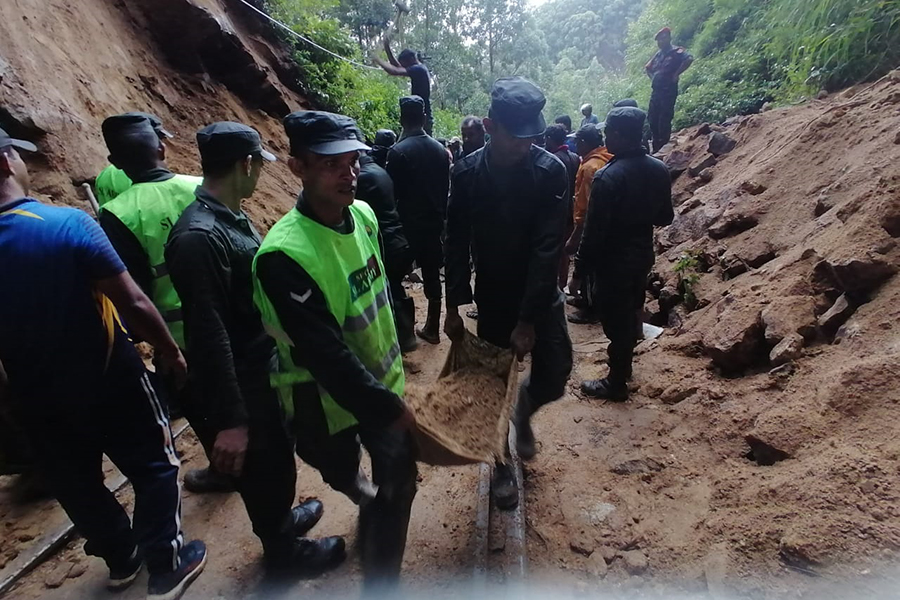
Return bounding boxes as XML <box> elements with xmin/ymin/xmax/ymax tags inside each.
<box><xmin>473</xmin><ymin>424</ymin><xmax>528</xmax><ymax>586</ymax></box>
<box><xmin>0</xmin><ymin>420</ymin><xmax>191</xmax><ymax>597</ymax></box>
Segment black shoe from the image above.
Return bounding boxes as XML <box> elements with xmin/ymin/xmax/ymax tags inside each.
<box><xmin>292</xmin><ymin>499</ymin><xmax>324</xmax><ymax>537</ymax></box>
<box><xmin>285</xmin><ymin>537</ymin><xmax>347</xmax><ymax>575</ymax></box>
<box><xmin>183</xmin><ymin>467</ymin><xmax>234</xmax><ymax>494</ymax></box>
<box><xmin>107</xmin><ymin>548</ymin><xmax>142</xmax><ymax>591</ymax></box>
<box><xmin>566</xmin><ymin>295</ymin><xmax>587</xmax><ymax>308</ymax></box>
<box><xmin>491</xmin><ymin>464</ymin><xmax>519</xmax><ymax>511</ymax></box>
<box><xmin>465</xmin><ymin>309</ymin><xmax>479</xmax><ymax>320</ymax></box>
<box><xmin>580</xmin><ymin>378</ymin><xmax>629</xmax><ymax>402</ymax></box>
<box><xmin>396</xmin><ymin>297</ymin><xmax>419</xmax><ymax>354</ymax></box>
<box><xmin>567</xmin><ymin>310</ymin><xmax>600</xmax><ymax>325</ymax></box>
<box><xmin>416</xmin><ymin>300</ymin><xmax>442</xmax><ymax>344</ymax></box>
<box><xmin>147</xmin><ymin>540</ymin><xmax>207</xmax><ymax>600</ymax></box>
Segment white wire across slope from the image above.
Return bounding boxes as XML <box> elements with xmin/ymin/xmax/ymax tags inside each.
<box><xmin>237</xmin><ymin>0</ymin><xmax>381</xmax><ymax>70</ymax></box>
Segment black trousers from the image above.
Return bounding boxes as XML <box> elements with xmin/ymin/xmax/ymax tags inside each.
<box><xmin>406</xmin><ymin>227</ymin><xmax>443</xmax><ymax>302</ymax></box>
<box><xmin>648</xmin><ymin>86</ymin><xmax>678</xmax><ymax>153</ymax></box>
<box><xmin>15</xmin><ymin>346</ymin><xmax>183</xmax><ymax>575</ymax></box>
<box><xmin>597</xmin><ymin>269</ymin><xmax>648</xmax><ymax>386</ymax></box>
<box><xmin>292</xmin><ymin>384</ymin><xmax>418</xmax><ymax>589</ymax></box>
<box><xmin>180</xmin><ymin>372</ymin><xmax>297</xmax><ymax>565</ymax></box>
<box><xmin>477</xmin><ymin>290</ymin><xmax>573</xmax><ymax>410</ymax></box>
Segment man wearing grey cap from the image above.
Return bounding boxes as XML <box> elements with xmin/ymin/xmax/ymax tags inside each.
<box><xmin>386</xmin><ymin>95</ymin><xmax>451</xmax><ymax>345</ymax></box>
<box><xmin>570</xmin><ymin>107</ymin><xmax>673</xmax><ymax>401</ymax></box>
<box><xmin>165</xmin><ymin>122</ymin><xmax>345</xmax><ymax>574</ymax></box>
<box><xmin>444</xmin><ymin>77</ymin><xmax>574</xmax><ymax>510</ymax></box>
<box><xmin>253</xmin><ymin>110</ymin><xmax>417</xmax><ymax>590</ymax></box>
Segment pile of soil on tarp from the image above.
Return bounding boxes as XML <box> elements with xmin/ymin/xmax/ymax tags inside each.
<box><xmin>407</xmin><ymin>332</ymin><xmax>516</xmax><ymax>465</ymax></box>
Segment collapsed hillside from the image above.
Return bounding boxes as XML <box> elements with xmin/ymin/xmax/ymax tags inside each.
<box><xmin>524</xmin><ymin>72</ymin><xmax>900</xmax><ymax>597</ymax></box>
<box><xmin>0</xmin><ymin>0</ymin><xmax>309</xmax><ymax>229</ymax></box>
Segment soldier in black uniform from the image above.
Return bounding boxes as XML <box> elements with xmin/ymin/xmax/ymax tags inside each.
<box><xmin>645</xmin><ymin>27</ymin><xmax>694</xmax><ymax>152</ymax></box>
<box><xmin>356</xmin><ymin>138</ymin><xmax>416</xmax><ymax>353</ymax></box>
<box><xmin>569</xmin><ymin>107</ymin><xmax>674</xmax><ymax>401</ymax></box>
<box><xmin>544</xmin><ymin>123</ymin><xmax>580</xmax><ymax>289</ymax></box>
<box><xmin>371</xmin><ymin>129</ymin><xmax>397</xmax><ymax>169</ymax></box>
<box><xmin>165</xmin><ymin>122</ymin><xmax>345</xmax><ymax>574</ymax></box>
<box><xmin>386</xmin><ymin>96</ymin><xmax>451</xmax><ymax>345</ymax></box>
<box><xmin>444</xmin><ymin>77</ymin><xmax>573</xmax><ymax>510</ymax></box>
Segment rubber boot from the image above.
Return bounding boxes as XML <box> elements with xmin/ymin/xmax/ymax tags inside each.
<box><xmin>416</xmin><ymin>300</ymin><xmax>441</xmax><ymax>345</ymax></box>
<box><xmin>491</xmin><ymin>462</ymin><xmax>518</xmax><ymax>510</ymax></box>
<box><xmin>395</xmin><ymin>297</ymin><xmax>418</xmax><ymax>354</ymax></box>
<box><xmin>514</xmin><ymin>386</ymin><xmax>537</xmax><ymax>461</ymax></box>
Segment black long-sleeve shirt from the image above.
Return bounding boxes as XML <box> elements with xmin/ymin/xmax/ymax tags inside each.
<box><xmin>254</xmin><ymin>195</ymin><xmax>405</xmax><ymax>430</ymax></box>
<box><xmin>386</xmin><ymin>129</ymin><xmax>450</xmax><ymax>233</ymax></box>
<box><xmin>164</xmin><ymin>188</ymin><xmax>275</xmax><ymax>432</ymax></box>
<box><xmin>574</xmin><ymin>149</ymin><xmax>674</xmax><ymax>278</ymax></box>
<box><xmin>445</xmin><ymin>143</ymin><xmax>568</xmax><ymax>324</ymax></box>
<box><xmin>357</xmin><ymin>154</ymin><xmax>411</xmax><ymax>281</ymax></box>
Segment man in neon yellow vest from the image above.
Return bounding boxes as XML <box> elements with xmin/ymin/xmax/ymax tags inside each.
<box><xmin>95</xmin><ymin>112</ymin><xmax>174</xmax><ymax>207</ymax></box>
<box><xmin>98</xmin><ymin>114</ymin><xmax>230</xmax><ymax>494</ymax></box>
<box><xmin>253</xmin><ymin>111</ymin><xmax>417</xmax><ymax>590</ymax></box>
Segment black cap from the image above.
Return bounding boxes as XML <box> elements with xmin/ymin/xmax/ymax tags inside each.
<box><xmin>122</xmin><ymin>111</ymin><xmax>173</xmax><ymax>139</ymax></box>
<box><xmin>283</xmin><ymin>111</ymin><xmax>370</xmax><ymax>156</ymax></box>
<box><xmin>374</xmin><ymin>129</ymin><xmax>397</xmax><ymax>147</ymax></box>
<box><xmin>0</xmin><ymin>128</ymin><xmax>37</xmax><ymax>153</ymax></box>
<box><xmin>399</xmin><ymin>96</ymin><xmax>425</xmax><ymax>119</ymax></box>
<box><xmin>488</xmin><ymin>77</ymin><xmax>546</xmax><ymax>139</ymax></box>
<box><xmin>102</xmin><ymin>114</ymin><xmax>159</xmax><ymax>149</ymax></box>
<box><xmin>197</xmin><ymin>122</ymin><xmax>276</xmax><ymax>166</ymax></box>
<box><xmin>613</xmin><ymin>98</ymin><xmax>639</xmax><ymax>109</ymax></box>
<box><xmin>575</xmin><ymin>123</ymin><xmax>603</xmax><ymax>146</ymax></box>
<box><xmin>605</xmin><ymin>107</ymin><xmax>646</xmax><ymax>139</ymax></box>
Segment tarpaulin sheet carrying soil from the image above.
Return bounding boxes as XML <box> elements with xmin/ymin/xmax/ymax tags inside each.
<box><xmin>407</xmin><ymin>331</ymin><xmax>517</xmax><ymax>466</ymax></box>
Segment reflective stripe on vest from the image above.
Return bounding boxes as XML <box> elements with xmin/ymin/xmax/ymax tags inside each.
<box><xmin>101</xmin><ymin>174</ymin><xmax>201</xmax><ymax>348</ymax></box>
<box><xmin>253</xmin><ymin>200</ymin><xmax>405</xmax><ymax>436</ymax></box>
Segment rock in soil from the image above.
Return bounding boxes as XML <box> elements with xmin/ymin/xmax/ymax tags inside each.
<box><xmin>688</xmin><ymin>153</ymin><xmax>718</xmax><ymax>177</ymax></box>
<box><xmin>588</xmin><ymin>552</ymin><xmax>609</xmax><ymax>578</ymax></box>
<box><xmin>44</xmin><ymin>563</ymin><xmax>73</xmax><ymax>589</ymax></box>
<box><xmin>611</xmin><ymin>458</ymin><xmax>665</xmax><ymax>475</ymax></box>
<box><xmin>741</xmin><ymin>180</ymin><xmax>767</xmax><ymax>195</ymax></box>
<box><xmin>701</xmin><ymin>300</ymin><xmax>765</xmax><ymax>372</ymax></box>
<box><xmin>761</xmin><ymin>296</ymin><xmax>818</xmax><ymax>344</ymax></box>
<box><xmin>708</xmin><ymin>210</ymin><xmax>759</xmax><ymax>239</ymax></box>
<box><xmin>708</xmin><ymin>132</ymin><xmax>737</xmax><ymax>156</ymax></box>
<box><xmin>817</xmin><ymin>293</ymin><xmax>855</xmax><ymax>333</ymax></box>
<box><xmin>769</xmin><ymin>333</ymin><xmax>804</xmax><ymax>366</ymax></box>
<box><xmin>620</xmin><ymin>550</ymin><xmax>649</xmax><ymax>575</ymax></box>
<box><xmin>660</xmin><ymin>384</ymin><xmax>699</xmax><ymax>405</ymax></box>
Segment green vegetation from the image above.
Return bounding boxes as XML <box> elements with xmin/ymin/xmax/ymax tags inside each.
<box><xmin>261</xmin><ymin>0</ymin><xmax>900</xmax><ymax>139</ymax></box>
<box><xmin>674</xmin><ymin>250</ymin><xmax>700</xmax><ymax>309</ymax></box>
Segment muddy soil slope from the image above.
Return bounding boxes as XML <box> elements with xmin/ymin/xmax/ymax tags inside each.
<box><xmin>525</xmin><ymin>73</ymin><xmax>900</xmax><ymax>597</ymax></box>
<box><xmin>0</xmin><ymin>0</ymin><xmax>309</xmax><ymax>229</ymax></box>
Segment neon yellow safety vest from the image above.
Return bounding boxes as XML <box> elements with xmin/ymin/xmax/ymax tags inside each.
<box><xmin>253</xmin><ymin>201</ymin><xmax>405</xmax><ymax>435</ymax></box>
<box><xmin>95</xmin><ymin>165</ymin><xmax>134</xmax><ymax>207</ymax></box>
<box><xmin>101</xmin><ymin>174</ymin><xmax>202</xmax><ymax>348</ymax></box>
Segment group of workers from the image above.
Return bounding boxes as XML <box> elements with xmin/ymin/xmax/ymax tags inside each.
<box><xmin>0</xmin><ymin>25</ymin><xmax>689</xmax><ymax>600</ymax></box>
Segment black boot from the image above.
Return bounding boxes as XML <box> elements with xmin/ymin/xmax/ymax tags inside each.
<box><xmin>416</xmin><ymin>300</ymin><xmax>442</xmax><ymax>344</ymax></box>
<box><xmin>183</xmin><ymin>466</ymin><xmax>235</xmax><ymax>494</ymax></box>
<box><xmin>514</xmin><ymin>386</ymin><xmax>537</xmax><ymax>461</ymax></box>
<box><xmin>395</xmin><ymin>297</ymin><xmax>418</xmax><ymax>353</ymax></box>
<box><xmin>491</xmin><ymin>463</ymin><xmax>519</xmax><ymax>510</ymax></box>
<box><xmin>580</xmin><ymin>377</ymin><xmax>629</xmax><ymax>402</ymax></box>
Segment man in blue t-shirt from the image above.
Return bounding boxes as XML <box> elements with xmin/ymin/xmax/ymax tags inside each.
<box><xmin>374</xmin><ymin>42</ymin><xmax>434</xmax><ymax>135</ymax></box>
<box><xmin>0</xmin><ymin>127</ymin><xmax>206</xmax><ymax>600</ymax></box>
